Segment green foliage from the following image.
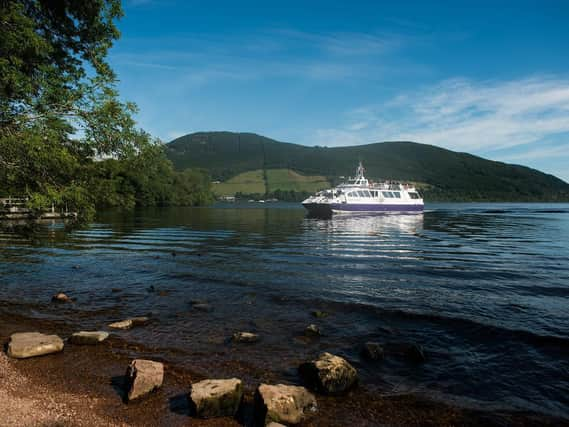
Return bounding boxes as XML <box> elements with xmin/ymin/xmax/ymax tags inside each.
<box><xmin>0</xmin><ymin>1</ymin><xmax>213</xmax><ymax>219</ymax></box>
<box><xmin>167</xmin><ymin>132</ymin><xmax>569</xmax><ymax>202</ymax></box>
<box><xmin>86</xmin><ymin>144</ymin><xmax>213</xmax><ymax>210</ymax></box>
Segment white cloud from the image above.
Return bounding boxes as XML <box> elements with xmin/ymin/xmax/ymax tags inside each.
<box><xmin>315</xmin><ymin>76</ymin><xmax>569</xmax><ymax>154</ymax></box>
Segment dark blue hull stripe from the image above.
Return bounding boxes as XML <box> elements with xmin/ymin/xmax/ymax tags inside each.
<box><xmin>303</xmin><ymin>203</ymin><xmax>423</xmax><ymax>213</ymax></box>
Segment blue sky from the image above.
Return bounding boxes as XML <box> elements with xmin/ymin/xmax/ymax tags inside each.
<box><xmin>110</xmin><ymin>0</ymin><xmax>569</xmax><ymax>181</ymax></box>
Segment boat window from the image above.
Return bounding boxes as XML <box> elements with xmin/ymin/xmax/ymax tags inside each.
<box><xmin>348</xmin><ymin>191</ymin><xmax>356</xmax><ymax>197</ymax></box>
<box><xmin>363</xmin><ymin>190</ymin><xmax>371</xmax><ymax>197</ymax></box>
<box><xmin>371</xmin><ymin>191</ymin><xmax>378</xmax><ymax>197</ymax></box>
<box><xmin>409</xmin><ymin>192</ymin><xmax>420</xmax><ymax>199</ymax></box>
<box><xmin>382</xmin><ymin>191</ymin><xmax>393</xmax><ymax>198</ymax></box>
<box><xmin>357</xmin><ymin>191</ymin><xmax>365</xmax><ymax>197</ymax></box>
<box><xmin>392</xmin><ymin>192</ymin><xmax>401</xmax><ymax>198</ymax></box>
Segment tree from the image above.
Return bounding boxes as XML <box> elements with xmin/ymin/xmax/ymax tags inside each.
<box><xmin>0</xmin><ymin>1</ymin><xmax>143</xmax><ymax>197</ymax></box>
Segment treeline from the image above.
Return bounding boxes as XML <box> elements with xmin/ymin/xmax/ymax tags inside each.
<box><xmin>86</xmin><ymin>147</ymin><xmax>213</xmax><ymax>210</ymax></box>
<box><xmin>1</xmin><ymin>138</ymin><xmax>213</xmax><ymax>221</ymax></box>
<box><xmin>234</xmin><ymin>189</ymin><xmax>310</xmax><ymax>202</ymax></box>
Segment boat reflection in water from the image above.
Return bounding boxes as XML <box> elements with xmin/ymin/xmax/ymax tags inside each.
<box><xmin>306</xmin><ymin>211</ymin><xmax>424</xmax><ymax>252</ymax></box>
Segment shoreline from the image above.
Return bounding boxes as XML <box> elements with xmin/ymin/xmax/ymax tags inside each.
<box><xmin>1</xmin><ymin>312</ymin><xmax>566</xmax><ymax>426</ymax></box>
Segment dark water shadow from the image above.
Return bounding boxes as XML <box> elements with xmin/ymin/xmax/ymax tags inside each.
<box><xmin>169</xmin><ymin>393</ymin><xmax>190</xmax><ymax>416</ymax></box>
<box><xmin>235</xmin><ymin>395</ymin><xmax>255</xmax><ymax>427</ymax></box>
<box><xmin>111</xmin><ymin>375</ymin><xmax>128</xmax><ymax>403</ymax></box>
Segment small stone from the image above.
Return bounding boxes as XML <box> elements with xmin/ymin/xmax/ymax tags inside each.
<box><xmin>189</xmin><ymin>378</ymin><xmax>243</xmax><ymax>418</ymax></box>
<box><xmin>232</xmin><ymin>331</ymin><xmax>259</xmax><ymax>343</ymax></box>
<box><xmin>255</xmin><ymin>383</ymin><xmax>317</xmax><ymax>425</ymax></box>
<box><xmin>304</xmin><ymin>324</ymin><xmax>320</xmax><ymax>336</ymax></box>
<box><xmin>51</xmin><ymin>292</ymin><xmax>70</xmax><ymax>303</ymax></box>
<box><xmin>126</xmin><ymin>359</ymin><xmax>164</xmax><ymax>401</ymax></box>
<box><xmin>362</xmin><ymin>342</ymin><xmax>384</xmax><ymax>361</ymax></box>
<box><xmin>7</xmin><ymin>332</ymin><xmax>64</xmax><ymax>359</ymax></box>
<box><xmin>108</xmin><ymin>317</ymin><xmax>150</xmax><ymax>330</ymax></box>
<box><xmin>158</xmin><ymin>290</ymin><xmax>169</xmax><ymax>297</ymax></box>
<box><xmin>299</xmin><ymin>352</ymin><xmax>358</xmax><ymax>395</ymax></box>
<box><xmin>111</xmin><ymin>288</ymin><xmax>122</xmax><ymax>293</ymax></box>
<box><xmin>109</xmin><ymin>319</ymin><xmax>133</xmax><ymax>330</ymax></box>
<box><xmin>69</xmin><ymin>331</ymin><xmax>109</xmax><ymax>345</ymax></box>
<box><xmin>311</xmin><ymin>310</ymin><xmax>329</xmax><ymax>318</ymax></box>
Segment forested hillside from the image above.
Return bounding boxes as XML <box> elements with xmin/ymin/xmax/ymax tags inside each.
<box><xmin>167</xmin><ymin>132</ymin><xmax>569</xmax><ymax>201</ymax></box>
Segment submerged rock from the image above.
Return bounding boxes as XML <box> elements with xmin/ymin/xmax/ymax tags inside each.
<box><xmin>125</xmin><ymin>359</ymin><xmax>164</xmax><ymax>401</ymax></box>
<box><xmin>189</xmin><ymin>378</ymin><xmax>243</xmax><ymax>418</ymax></box>
<box><xmin>304</xmin><ymin>324</ymin><xmax>321</xmax><ymax>336</ymax></box>
<box><xmin>362</xmin><ymin>342</ymin><xmax>384</xmax><ymax>361</ymax></box>
<box><xmin>255</xmin><ymin>383</ymin><xmax>317</xmax><ymax>425</ymax></box>
<box><xmin>192</xmin><ymin>303</ymin><xmax>213</xmax><ymax>312</ymax></box>
<box><xmin>51</xmin><ymin>292</ymin><xmax>70</xmax><ymax>303</ymax></box>
<box><xmin>131</xmin><ymin>316</ymin><xmax>150</xmax><ymax>326</ymax></box>
<box><xmin>69</xmin><ymin>331</ymin><xmax>109</xmax><ymax>345</ymax></box>
<box><xmin>299</xmin><ymin>352</ymin><xmax>358</xmax><ymax>395</ymax></box>
<box><xmin>7</xmin><ymin>332</ymin><xmax>64</xmax><ymax>359</ymax></box>
<box><xmin>311</xmin><ymin>310</ymin><xmax>329</xmax><ymax>318</ymax></box>
<box><xmin>232</xmin><ymin>331</ymin><xmax>259</xmax><ymax>343</ymax></box>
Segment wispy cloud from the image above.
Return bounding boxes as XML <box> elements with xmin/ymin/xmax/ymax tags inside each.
<box><xmin>315</xmin><ymin>76</ymin><xmax>569</xmax><ymax>154</ymax></box>
<box><xmin>273</xmin><ymin>29</ymin><xmax>403</xmax><ymax>56</ymax></box>
<box><xmin>112</xmin><ymin>28</ymin><xmax>409</xmax><ymax>84</ymax></box>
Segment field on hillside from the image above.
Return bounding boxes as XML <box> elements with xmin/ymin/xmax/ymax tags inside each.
<box><xmin>266</xmin><ymin>169</ymin><xmax>329</xmax><ymax>193</ymax></box>
<box><xmin>212</xmin><ymin>170</ymin><xmax>265</xmax><ymax>195</ymax></box>
<box><xmin>212</xmin><ymin>169</ymin><xmax>330</xmax><ymax>196</ymax></box>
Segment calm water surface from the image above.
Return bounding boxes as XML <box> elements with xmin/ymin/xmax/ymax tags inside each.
<box><xmin>1</xmin><ymin>203</ymin><xmax>568</xmax><ymax>417</ymax></box>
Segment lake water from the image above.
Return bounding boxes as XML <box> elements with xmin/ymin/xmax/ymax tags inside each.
<box><xmin>1</xmin><ymin>203</ymin><xmax>568</xmax><ymax>418</ymax></box>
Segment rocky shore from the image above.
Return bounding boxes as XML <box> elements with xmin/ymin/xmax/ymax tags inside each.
<box><xmin>1</xmin><ymin>309</ymin><xmax>567</xmax><ymax>427</ymax></box>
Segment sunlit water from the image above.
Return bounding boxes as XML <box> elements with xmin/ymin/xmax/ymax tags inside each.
<box><xmin>1</xmin><ymin>203</ymin><xmax>568</xmax><ymax>417</ymax></box>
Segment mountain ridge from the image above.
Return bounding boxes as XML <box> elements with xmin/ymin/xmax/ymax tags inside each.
<box><xmin>166</xmin><ymin>131</ymin><xmax>569</xmax><ymax>201</ymax></box>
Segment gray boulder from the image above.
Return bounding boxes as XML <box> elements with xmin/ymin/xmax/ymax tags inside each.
<box><xmin>125</xmin><ymin>359</ymin><xmax>164</xmax><ymax>401</ymax></box>
<box><xmin>7</xmin><ymin>332</ymin><xmax>64</xmax><ymax>359</ymax></box>
<box><xmin>69</xmin><ymin>331</ymin><xmax>109</xmax><ymax>345</ymax></box>
<box><xmin>299</xmin><ymin>352</ymin><xmax>358</xmax><ymax>394</ymax></box>
<box><xmin>255</xmin><ymin>383</ymin><xmax>317</xmax><ymax>425</ymax></box>
<box><xmin>189</xmin><ymin>378</ymin><xmax>243</xmax><ymax>418</ymax></box>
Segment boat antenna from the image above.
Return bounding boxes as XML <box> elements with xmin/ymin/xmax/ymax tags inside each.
<box><xmin>356</xmin><ymin>161</ymin><xmax>365</xmax><ymax>180</ymax></box>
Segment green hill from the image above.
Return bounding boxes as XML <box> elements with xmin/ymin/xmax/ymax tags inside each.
<box><xmin>166</xmin><ymin>131</ymin><xmax>569</xmax><ymax>201</ymax></box>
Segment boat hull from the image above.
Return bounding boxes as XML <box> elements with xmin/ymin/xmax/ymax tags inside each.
<box><xmin>303</xmin><ymin>202</ymin><xmax>423</xmax><ymax>215</ymax></box>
